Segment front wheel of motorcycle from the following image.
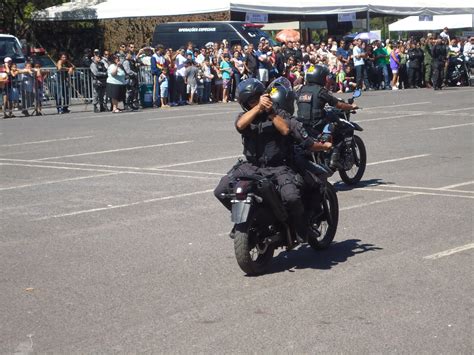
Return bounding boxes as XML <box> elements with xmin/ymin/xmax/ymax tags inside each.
<box><xmin>308</xmin><ymin>182</ymin><xmax>339</xmax><ymax>250</ymax></box>
<box><xmin>339</xmin><ymin>135</ymin><xmax>367</xmax><ymax>185</ymax></box>
<box><xmin>234</xmin><ymin>220</ymin><xmax>274</xmax><ymax>276</ymax></box>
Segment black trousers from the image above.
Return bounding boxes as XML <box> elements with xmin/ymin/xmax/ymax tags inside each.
<box><xmin>408</xmin><ymin>67</ymin><xmax>421</xmax><ymax>88</ymax></box>
<box><xmin>432</xmin><ymin>61</ymin><xmax>445</xmax><ymax>89</ymax></box>
<box><xmin>175</xmin><ymin>76</ymin><xmax>186</xmax><ymax>103</ymax></box>
<box><xmin>398</xmin><ymin>64</ymin><xmax>408</xmax><ymax>89</ymax></box>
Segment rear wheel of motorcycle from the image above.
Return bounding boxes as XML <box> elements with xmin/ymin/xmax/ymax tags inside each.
<box><xmin>234</xmin><ymin>221</ymin><xmax>274</xmax><ymax>276</ymax></box>
<box><xmin>308</xmin><ymin>182</ymin><xmax>339</xmax><ymax>250</ymax></box>
<box><xmin>339</xmin><ymin>135</ymin><xmax>366</xmax><ymax>185</ymax></box>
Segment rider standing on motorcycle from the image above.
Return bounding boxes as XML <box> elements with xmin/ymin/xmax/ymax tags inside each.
<box><xmin>214</xmin><ymin>78</ymin><xmax>330</xmax><ymax>243</ymax></box>
<box><xmin>296</xmin><ymin>64</ymin><xmax>358</xmax><ymax>169</ymax></box>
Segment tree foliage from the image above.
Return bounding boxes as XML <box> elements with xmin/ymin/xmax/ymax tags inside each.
<box><xmin>1</xmin><ymin>1</ymin><xmax>67</xmax><ymax>38</ymax></box>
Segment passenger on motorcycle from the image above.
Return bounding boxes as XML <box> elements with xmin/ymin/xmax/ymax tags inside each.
<box><xmin>214</xmin><ymin>78</ymin><xmax>331</xmax><ymax>243</ymax></box>
<box><xmin>296</xmin><ymin>64</ymin><xmax>358</xmax><ymax>169</ymax></box>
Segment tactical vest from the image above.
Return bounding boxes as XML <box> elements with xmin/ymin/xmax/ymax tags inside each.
<box><xmin>92</xmin><ymin>61</ymin><xmax>107</xmax><ymax>81</ymax></box>
<box><xmin>296</xmin><ymin>84</ymin><xmax>326</xmax><ymax>128</ymax></box>
<box><xmin>242</xmin><ymin>115</ymin><xmax>291</xmax><ymax>167</ymax></box>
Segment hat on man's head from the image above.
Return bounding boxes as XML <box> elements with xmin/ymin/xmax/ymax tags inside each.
<box><xmin>4</xmin><ymin>57</ymin><xmax>12</xmax><ymax>63</ymax></box>
<box><xmin>260</xmin><ymin>37</ymin><xmax>266</xmax><ymax>42</ymax></box>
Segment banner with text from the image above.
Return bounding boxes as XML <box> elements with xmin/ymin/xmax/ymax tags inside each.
<box><xmin>245</xmin><ymin>12</ymin><xmax>268</xmax><ymax>23</ymax></box>
<box><xmin>338</xmin><ymin>13</ymin><xmax>356</xmax><ymax>22</ymax></box>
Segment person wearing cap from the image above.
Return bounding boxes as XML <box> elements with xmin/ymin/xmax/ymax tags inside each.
<box><xmin>421</xmin><ymin>36</ymin><xmax>433</xmax><ymax>88</ymax></box>
<box><xmin>90</xmin><ymin>51</ymin><xmax>108</xmax><ymax>112</ymax></box>
<box><xmin>1</xmin><ymin>57</ymin><xmax>13</xmax><ymax>118</ymax></box>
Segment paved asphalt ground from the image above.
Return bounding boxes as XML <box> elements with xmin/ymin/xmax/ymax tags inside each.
<box><xmin>1</xmin><ymin>87</ymin><xmax>473</xmax><ymax>353</ymax></box>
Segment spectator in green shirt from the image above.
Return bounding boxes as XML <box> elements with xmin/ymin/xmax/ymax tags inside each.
<box><xmin>373</xmin><ymin>41</ymin><xmax>391</xmax><ymax>90</ymax></box>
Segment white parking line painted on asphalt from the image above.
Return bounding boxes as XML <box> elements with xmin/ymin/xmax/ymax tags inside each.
<box><xmin>428</xmin><ymin>122</ymin><xmax>474</xmax><ymax>131</ymax></box>
<box><xmin>33</xmin><ymin>189</ymin><xmax>215</xmax><ymax>221</ymax></box>
<box><xmin>375</xmin><ymin>184</ymin><xmax>474</xmax><ymax>194</ymax></box>
<box><xmin>0</xmin><ymin>158</ymin><xmax>157</xmax><ymax>171</ymax></box>
<box><xmin>433</xmin><ymin>107</ymin><xmax>472</xmax><ymax>114</ymax></box>
<box><xmin>0</xmin><ymin>172</ymin><xmax>121</xmax><ymax>191</ymax></box>
<box><xmin>152</xmin><ymin>155</ymin><xmax>242</xmax><ymax>169</ymax></box>
<box><xmin>340</xmin><ymin>194</ymin><xmax>416</xmax><ymax>211</ymax></box>
<box><xmin>439</xmin><ymin>180</ymin><xmax>474</xmax><ymax>190</ymax></box>
<box><xmin>361</xmin><ymin>187</ymin><xmax>474</xmax><ymax>199</ymax></box>
<box><xmin>0</xmin><ymin>136</ymin><xmax>93</xmax><ymax>147</ymax></box>
<box><xmin>0</xmin><ymin>162</ymin><xmax>116</xmax><ymax>174</ymax></box>
<box><xmin>423</xmin><ymin>243</ymin><xmax>474</xmax><ymax>260</ymax></box>
<box><xmin>151</xmin><ymin>168</ymin><xmax>224</xmax><ymax>176</ymax></box>
<box><xmin>147</xmin><ymin>110</ymin><xmax>241</xmax><ymax>121</ymax></box>
<box><xmin>123</xmin><ymin>171</ymin><xmax>217</xmax><ymax>180</ymax></box>
<box><xmin>35</xmin><ymin>141</ymin><xmax>192</xmax><ymax>161</ymax></box>
<box><xmin>362</xmin><ymin>101</ymin><xmax>431</xmax><ymax>111</ymax></box>
<box><xmin>366</xmin><ymin>154</ymin><xmax>430</xmax><ymax>166</ymax></box>
<box><xmin>0</xmin><ymin>158</ymin><xmax>223</xmax><ymax>177</ymax></box>
<box><xmin>358</xmin><ymin>112</ymin><xmax>425</xmax><ymax>123</ymax></box>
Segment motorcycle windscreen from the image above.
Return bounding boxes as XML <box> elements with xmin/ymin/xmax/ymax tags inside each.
<box><xmin>231</xmin><ymin>201</ymin><xmax>251</xmax><ymax>224</ymax></box>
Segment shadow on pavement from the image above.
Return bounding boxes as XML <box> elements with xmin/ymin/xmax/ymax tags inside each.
<box><xmin>266</xmin><ymin>239</ymin><xmax>383</xmax><ymax>275</ymax></box>
<box><xmin>333</xmin><ymin>178</ymin><xmax>393</xmax><ymax>191</ymax></box>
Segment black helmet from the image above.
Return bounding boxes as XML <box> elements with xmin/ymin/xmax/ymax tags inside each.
<box><xmin>266</xmin><ymin>77</ymin><xmax>295</xmax><ymax>115</ymax></box>
<box><xmin>305</xmin><ymin>64</ymin><xmax>329</xmax><ymax>85</ymax></box>
<box><xmin>237</xmin><ymin>78</ymin><xmax>266</xmax><ymax>111</ymax></box>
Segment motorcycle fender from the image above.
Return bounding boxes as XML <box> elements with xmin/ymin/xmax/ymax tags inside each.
<box><xmin>231</xmin><ymin>201</ymin><xmax>251</xmax><ymax>224</ymax></box>
<box><xmin>351</xmin><ymin>122</ymin><xmax>364</xmax><ymax>131</ymax></box>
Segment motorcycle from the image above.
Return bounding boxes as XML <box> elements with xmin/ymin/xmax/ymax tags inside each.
<box><xmin>446</xmin><ymin>55</ymin><xmax>470</xmax><ymax>87</ymax></box>
<box><xmin>221</xmin><ymin>164</ymin><xmax>338</xmax><ymax>275</ymax></box>
<box><xmin>314</xmin><ymin>89</ymin><xmax>367</xmax><ymax>185</ymax></box>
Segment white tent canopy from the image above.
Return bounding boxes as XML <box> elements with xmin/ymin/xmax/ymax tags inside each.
<box><xmin>231</xmin><ymin>0</ymin><xmax>474</xmax><ymax>16</ymax></box>
<box><xmin>36</xmin><ymin>0</ymin><xmax>474</xmax><ymax>21</ymax></box>
<box><xmin>389</xmin><ymin>14</ymin><xmax>474</xmax><ymax>32</ymax></box>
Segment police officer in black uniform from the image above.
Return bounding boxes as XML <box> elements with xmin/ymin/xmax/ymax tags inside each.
<box><xmin>431</xmin><ymin>38</ymin><xmax>448</xmax><ymax>90</ymax></box>
<box><xmin>214</xmin><ymin>78</ymin><xmax>331</xmax><ymax>243</ymax></box>
<box><xmin>296</xmin><ymin>64</ymin><xmax>358</xmax><ymax>169</ymax></box>
<box><xmin>123</xmin><ymin>51</ymin><xmax>139</xmax><ymax>110</ymax></box>
<box><xmin>90</xmin><ymin>52</ymin><xmax>107</xmax><ymax>113</ymax></box>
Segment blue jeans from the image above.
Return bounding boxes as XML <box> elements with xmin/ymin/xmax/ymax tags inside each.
<box><xmin>376</xmin><ymin>63</ymin><xmax>390</xmax><ymax>88</ymax></box>
<box><xmin>355</xmin><ymin>65</ymin><xmax>369</xmax><ymax>89</ymax></box>
<box><xmin>153</xmin><ymin>75</ymin><xmax>160</xmax><ymax>106</ymax></box>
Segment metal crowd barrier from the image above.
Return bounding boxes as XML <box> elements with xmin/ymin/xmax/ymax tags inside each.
<box><xmin>1</xmin><ymin>65</ymin><xmax>155</xmax><ymax>114</ymax></box>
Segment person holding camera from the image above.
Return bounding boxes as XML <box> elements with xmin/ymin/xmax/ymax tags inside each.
<box><xmin>106</xmin><ymin>55</ymin><xmax>126</xmax><ymax>113</ymax></box>
<box><xmin>90</xmin><ymin>50</ymin><xmax>108</xmax><ymax>112</ymax></box>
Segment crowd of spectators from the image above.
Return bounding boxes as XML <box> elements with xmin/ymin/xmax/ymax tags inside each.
<box><xmin>134</xmin><ymin>29</ymin><xmax>473</xmax><ymax>108</ymax></box>
<box><xmin>1</xmin><ymin>27</ymin><xmax>473</xmax><ymax>117</ymax></box>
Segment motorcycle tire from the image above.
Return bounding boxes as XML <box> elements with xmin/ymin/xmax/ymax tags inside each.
<box><xmin>308</xmin><ymin>182</ymin><xmax>339</xmax><ymax>250</ymax></box>
<box><xmin>339</xmin><ymin>135</ymin><xmax>367</xmax><ymax>185</ymax></box>
<box><xmin>234</xmin><ymin>220</ymin><xmax>274</xmax><ymax>276</ymax></box>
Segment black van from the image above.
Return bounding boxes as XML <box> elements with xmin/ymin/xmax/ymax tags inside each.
<box><xmin>152</xmin><ymin>21</ymin><xmax>276</xmax><ymax>49</ymax></box>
